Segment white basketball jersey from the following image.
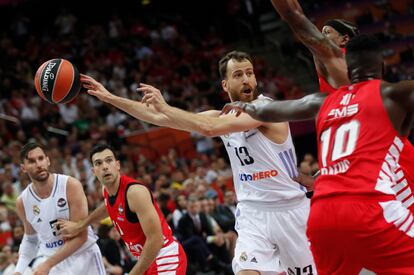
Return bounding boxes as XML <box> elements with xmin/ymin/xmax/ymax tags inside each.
<box><xmin>20</xmin><ymin>173</ymin><xmax>97</xmax><ymax>257</ymax></box>
<box><xmin>220</xmin><ymin>100</ymin><xmax>306</xmax><ymax>207</ymax></box>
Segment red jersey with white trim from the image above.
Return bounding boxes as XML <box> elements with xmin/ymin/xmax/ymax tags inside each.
<box><xmin>314</xmin><ymin>79</ymin><xmax>403</xmax><ymax>201</ymax></box>
<box><xmin>317</xmin><ymin>48</ymin><xmax>346</xmax><ymax>94</ymax></box>
<box><xmin>396</xmin><ymin>138</ymin><xmax>414</xmax><ymax>211</ymax></box>
<box><xmin>103</xmin><ymin>175</ymin><xmax>174</xmax><ymax>257</ymax></box>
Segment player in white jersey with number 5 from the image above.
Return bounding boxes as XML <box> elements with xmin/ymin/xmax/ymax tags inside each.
<box><xmin>81</xmin><ymin>50</ymin><xmax>316</xmax><ymax>275</ymax></box>
<box><xmin>14</xmin><ymin>142</ymin><xmax>105</xmax><ymax>275</ymax></box>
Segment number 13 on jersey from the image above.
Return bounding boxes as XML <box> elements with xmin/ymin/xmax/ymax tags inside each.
<box><xmin>320</xmin><ymin>120</ymin><xmax>360</xmax><ymax>167</ymax></box>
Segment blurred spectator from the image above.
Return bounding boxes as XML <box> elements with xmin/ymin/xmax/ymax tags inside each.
<box><xmin>172</xmin><ymin>194</ymin><xmax>187</xmax><ymax>230</ymax></box>
<box><xmin>10</xmin><ymin>224</ymin><xmax>23</xmax><ymax>253</ymax></box>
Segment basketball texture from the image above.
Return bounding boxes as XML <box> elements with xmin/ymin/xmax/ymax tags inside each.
<box><xmin>34</xmin><ymin>58</ymin><xmax>81</xmax><ymax>104</ymax></box>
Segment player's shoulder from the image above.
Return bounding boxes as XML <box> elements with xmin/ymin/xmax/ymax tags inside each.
<box><xmin>126</xmin><ymin>184</ymin><xmax>151</xmax><ymax>197</ymax></box>
<box><xmin>126</xmin><ymin>184</ymin><xmax>153</xmax><ymax>211</ymax></box>
<box><xmin>65</xmin><ymin>175</ymin><xmax>85</xmax><ymax>197</ymax></box>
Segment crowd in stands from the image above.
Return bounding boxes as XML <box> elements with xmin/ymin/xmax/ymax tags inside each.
<box><xmin>0</xmin><ymin>0</ymin><xmax>413</xmax><ymax>274</ymax></box>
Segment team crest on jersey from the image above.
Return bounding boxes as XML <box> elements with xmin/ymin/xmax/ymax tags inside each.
<box><xmin>118</xmin><ymin>204</ymin><xmax>124</xmax><ymax>215</ymax></box>
<box><xmin>57</xmin><ymin>198</ymin><xmax>67</xmax><ymax>207</ymax></box>
<box><xmin>32</xmin><ymin>205</ymin><xmax>40</xmax><ymax>215</ymax></box>
<box><xmin>239</xmin><ymin>252</ymin><xmax>248</xmax><ymax>262</ymax></box>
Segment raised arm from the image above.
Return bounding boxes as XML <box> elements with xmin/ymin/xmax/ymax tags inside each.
<box><xmin>270</xmin><ymin>0</ymin><xmax>342</xmax><ymax>58</ymax></box>
<box><xmin>222</xmin><ymin>93</ymin><xmax>326</xmax><ymax>122</ymax></box>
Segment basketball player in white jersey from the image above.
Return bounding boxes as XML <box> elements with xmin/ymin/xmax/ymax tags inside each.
<box><xmin>81</xmin><ymin>51</ymin><xmax>316</xmax><ymax>275</ymax></box>
<box><xmin>13</xmin><ymin>142</ymin><xmax>105</xmax><ymax>275</ymax></box>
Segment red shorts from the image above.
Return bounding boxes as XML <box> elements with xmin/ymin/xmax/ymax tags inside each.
<box><xmin>307</xmin><ymin>197</ymin><xmax>414</xmax><ymax>275</ymax></box>
<box><xmin>144</xmin><ymin>241</ymin><xmax>187</xmax><ymax>274</ymax></box>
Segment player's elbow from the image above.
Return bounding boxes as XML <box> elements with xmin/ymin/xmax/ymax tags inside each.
<box><xmin>282</xmin><ymin>9</ymin><xmax>304</xmax><ymax>24</ymax></box>
<box><xmin>150</xmin><ymin>233</ymin><xmax>164</xmax><ymax>251</ymax></box>
<box><xmin>152</xmin><ymin>113</ymin><xmax>171</xmax><ymax>127</ymax></box>
<box><xmin>76</xmin><ymin>228</ymin><xmax>88</xmax><ymax>245</ymax></box>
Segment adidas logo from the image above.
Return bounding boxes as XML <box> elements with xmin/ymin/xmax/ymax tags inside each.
<box><xmin>250</xmin><ymin>257</ymin><xmax>257</xmax><ymax>263</ymax></box>
<box><xmin>37</xmin><ymin>218</ymin><xmax>42</xmax><ymax>223</ymax></box>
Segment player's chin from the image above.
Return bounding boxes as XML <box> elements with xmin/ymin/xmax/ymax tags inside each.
<box><xmin>240</xmin><ymin>93</ymin><xmax>254</xmax><ymax>102</ymax></box>
<box><xmin>33</xmin><ymin>171</ymin><xmax>49</xmax><ymax>181</ymax></box>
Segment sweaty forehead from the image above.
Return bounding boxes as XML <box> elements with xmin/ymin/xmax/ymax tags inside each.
<box><xmin>227</xmin><ymin>59</ymin><xmax>253</xmax><ymax>74</ymax></box>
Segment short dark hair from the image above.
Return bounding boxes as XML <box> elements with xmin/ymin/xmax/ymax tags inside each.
<box><xmin>218</xmin><ymin>51</ymin><xmax>253</xmax><ymax>79</ymax></box>
<box><xmin>89</xmin><ymin>143</ymin><xmax>117</xmax><ymax>163</ymax></box>
<box><xmin>20</xmin><ymin>142</ymin><xmax>46</xmax><ymax>162</ymax></box>
<box><xmin>346</xmin><ymin>34</ymin><xmax>382</xmax><ymax>54</ymax></box>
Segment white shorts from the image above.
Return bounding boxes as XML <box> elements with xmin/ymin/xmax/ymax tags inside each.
<box><xmin>232</xmin><ymin>199</ymin><xmax>316</xmax><ymax>275</ymax></box>
<box><xmin>31</xmin><ymin>243</ymin><xmax>105</xmax><ymax>275</ymax></box>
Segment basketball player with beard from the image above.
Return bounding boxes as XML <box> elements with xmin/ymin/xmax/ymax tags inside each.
<box><xmin>271</xmin><ymin>0</ymin><xmax>414</xmax><ymax>209</ymax></box>
<box><xmin>81</xmin><ymin>51</ymin><xmax>316</xmax><ymax>274</ymax></box>
<box><xmin>14</xmin><ymin>142</ymin><xmax>105</xmax><ymax>275</ymax></box>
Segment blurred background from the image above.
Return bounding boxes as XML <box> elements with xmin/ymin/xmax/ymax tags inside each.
<box><xmin>0</xmin><ymin>0</ymin><xmax>413</xmax><ymax>274</ymax></box>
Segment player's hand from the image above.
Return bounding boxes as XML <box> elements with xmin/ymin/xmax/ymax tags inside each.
<box><xmin>33</xmin><ymin>261</ymin><xmax>52</xmax><ymax>275</ymax></box>
<box><xmin>137</xmin><ymin>83</ymin><xmax>168</xmax><ymax>112</ymax></box>
<box><xmin>55</xmin><ymin>219</ymin><xmax>82</xmax><ymax>239</ymax></box>
<box><xmin>294</xmin><ymin>173</ymin><xmax>315</xmax><ymax>192</ymax></box>
<box><xmin>221</xmin><ymin>101</ymin><xmax>247</xmax><ymax>116</ymax></box>
<box><xmin>81</xmin><ymin>74</ymin><xmax>113</xmax><ymax>103</ymax></box>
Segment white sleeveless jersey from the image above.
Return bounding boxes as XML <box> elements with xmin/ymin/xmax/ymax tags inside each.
<box><xmin>220</xmin><ymin>98</ymin><xmax>306</xmax><ymax>207</ymax></box>
<box><xmin>19</xmin><ymin>174</ymin><xmax>97</xmax><ymax>256</ymax></box>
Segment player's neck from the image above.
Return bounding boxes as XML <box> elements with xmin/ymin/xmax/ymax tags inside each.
<box><xmin>105</xmin><ymin>173</ymin><xmax>121</xmax><ymax>196</ymax></box>
<box><xmin>32</xmin><ymin>173</ymin><xmax>54</xmax><ymax>199</ymax></box>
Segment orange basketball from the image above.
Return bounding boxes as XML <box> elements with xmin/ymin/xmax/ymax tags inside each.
<box><xmin>34</xmin><ymin>58</ymin><xmax>81</xmax><ymax>104</ymax></box>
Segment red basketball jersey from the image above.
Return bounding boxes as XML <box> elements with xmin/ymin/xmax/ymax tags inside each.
<box><xmin>397</xmin><ymin>138</ymin><xmax>414</xmax><ymax>211</ymax></box>
<box><xmin>317</xmin><ymin>48</ymin><xmax>346</xmax><ymax>94</ymax></box>
<box><xmin>314</xmin><ymin>79</ymin><xmax>405</xmax><ymax>201</ymax></box>
<box><xmin>104</xmin><ymin>175</ymin><xmax>174</xmax><ymax>257</ymax></box>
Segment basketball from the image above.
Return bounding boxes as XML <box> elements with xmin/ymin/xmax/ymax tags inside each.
<box><xmin>34</xmin><ymin>58</ymin><xmax>81</xmax><ymax>104</ymax></box>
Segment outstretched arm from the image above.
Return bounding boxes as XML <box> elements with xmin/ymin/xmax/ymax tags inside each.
<box><xmin>270</xmin><ymin>0</ymin><xmax>342</xmax><ymax>58</ymax></box>
<box><xmin>56</xmin><ymin>203</ymin><xmax>108</xmax><ymax>239</ymax></box>
<box><xmin>82</xmin><ymin>75</ymin><xmax>169</xmax><ymax>127</ymax></box>
<box><xmin>222</xmin><ymin>93</ymin><xmax>326</xmax><ymax>122</ymax></box>
<box><xmin>84</xmin><ymin>75</ymin><xmax>265</xmax><ymax>137</ymax></box>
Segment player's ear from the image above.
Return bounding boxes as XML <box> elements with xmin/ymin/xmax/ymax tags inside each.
<box><xmin>91</xmin><ymin>165</ymin><xmax>97</xmax><ymax>176</ymax></box>
<box><xmin>341</xmin><ymin>34</ymin><xmax>350</xmax><ymax>47</ymax></box>
<box><xmin>116</xmin><ymin>160</ymin><xmax>121</xmax><ymax>171</ymax></box>
<box><xmin>20</xmin><ymin>163</ymin><xmax>27</xmax><ymax>174</ymax></box>
<box><xmin>221</xmin><ymin>79</ymin><xmax>228</xmax><ymax>93</ymax></box>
